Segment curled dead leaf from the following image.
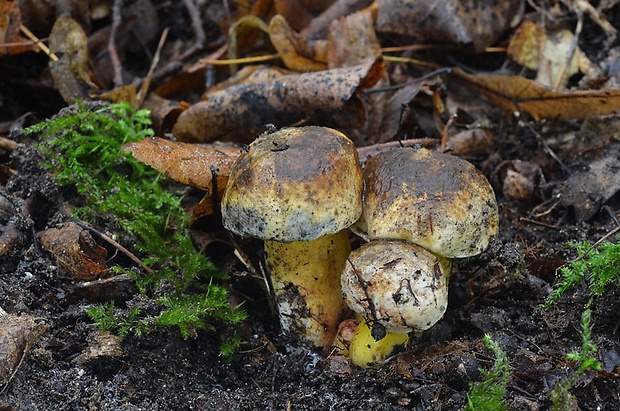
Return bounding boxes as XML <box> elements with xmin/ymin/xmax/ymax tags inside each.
<box><xmin>302</xmin><ymin>0</ymin><xmax>374</xmax><ymax>40</ymax></box>
<box><xmin>48</xmin><ymin>17</ymin><xmax>98</xmax><ymax>103</ymax></box>
<box><xmin>501</xmin><ymin>160</ymin><xmax>542</xmax><ymax>201</ymax></box>
<box><xmin>451</xmin><ymin>67</ymin><xmax>620</xmax><ymax>120</ymax></box>
<box><xmin>444</xmin><ymin>127</ymin><xmax>495</xmax><ymax>158</ymax></box>
<box><xmin>204</xmin><ymin>65</ymin><xmax>292</xmax><ymax>97</ymax></box>
<box><xmin>171</xmin><ymin>56</ymin><xmax>385</xmax><ymax>142</ymax></box>
<box><xmin>122</xmin><ymin>137</ymin><xmax>237</xmax><ymax>191</ymax></box>
<box><xmin>0</xmin><ymin>312</ymin><xmax>47</xmax><ymax>388</ymax></box>
<box><xmin>269</xmin><ymin>14</ymin><xmax>327</xmax><ymax>71</ymax></box>
<box><xmin>38</xmin><ymin>222</ymin><xmax>108</xmax><ymax>281</ymax></box>
<box><xmin>142</xmin><ymin>93</ymin><xmax>190</xmax><ymax>136</ymax></box>
<box><xmin>376</xmin><ymin>0</ymin><xmax>524</xmax><ymax>51</ymax></box>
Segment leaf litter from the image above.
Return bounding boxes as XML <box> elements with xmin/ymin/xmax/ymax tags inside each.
<box><xmin>1</xmin><ymin>0</ymin><xmax>620</xmax><ymax>409</ymax></box>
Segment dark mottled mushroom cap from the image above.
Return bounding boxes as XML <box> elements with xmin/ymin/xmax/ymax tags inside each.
<box><xmin>221</xmin><ymin>126</ymin><xmax>363</xmax><ymax>242</ymax></box>
<box><xmin>352</xmin><ymin>148</ymin><xmax>498</xmax><ymax>258</ymax></box>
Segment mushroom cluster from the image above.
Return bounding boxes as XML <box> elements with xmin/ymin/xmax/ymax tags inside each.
<box><xmin>340</xmin><ymin>148</ymin><xmax>499</xmax><ymax>367</ymax></box>
<box><xmin>220</xmin><ymin>126</ymin><xmax>498</xmax><ymax>362</ymax></box>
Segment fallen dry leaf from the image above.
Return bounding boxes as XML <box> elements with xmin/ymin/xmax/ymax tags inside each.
<box><xmin>326</xmin><ymin>8</ymin><xmax>381</xmax><ymax>68</ymax></box>
<box><xmin>327</xmin><ymin>7</ymin><xmax>385</xmax><ymax>144</ymax></box>
<box><xmin>375</xmin><ymin>0</ymin><xmax>524</xmax><ymax>51</ymax></box>
<box><xmin>274</xmin><ymin>0</ymin><xmax>337</xmax><ymax>31</ymax></box>
<box><xmin>451</xmin><ymin>67</ymin><xmax>620</xmax><ymax>120</ymax></box>
<box><xmin>501</xmin><ymin>160</ymin><xmax>542</xmax><ymax>201</ymax></box>
<box><xmin>302</xmin><ymin>0</ymin><xmax>373</xmax><ymax>40</ymax></box>
<box><xmin>376</xmin><ymin>82</ymin><xmax>427</xmax><ymax>143</ymax></box>
<box><xmin>508</xmin><ymin>21</ymin><xmax>586</xmax><ymax>88</ymax></box>
<box><xmin>274</xmin><ymin>0</ymin><xmax>316</xmax><ymax>31</ymax></box>
<box><xmin>203</xmin><ymin>65</ymin><xmax>293</xmax><ymax>97</ymax></box>
<box><xmin>38</xmin><ymin>222</ymin><xmax>109</xmax><ymax>281</ymax></box>
<box><xmin>48</xmin><ymin>17</ymin><xmax>98</xmax><ymax>103</ymax></box>
<box><xmin>269</xmin><ymin>14</ymin><xmax>327</xmax><ymax>71</ymax></box>
<box><xmin>142</xmin><ymin>93</ymin><xmax>190</xmax><ymax>136</ymax></box>
<box><xmin>0</xmin><ymin>1</ymin><xmax>39</xmax><ymax>55</ymax></box>
<box><xmin>0</xmin><ymin>312</ymin><xmax>47</xmax><ymax>389</ymax></box>
<box><xmin>122</xmin><ymin>137</ymin><xmax>238</xmax><ymax>191</ymax></box>
<box><xmin>172</xmin><ymin>56</ymin><xmax>385</xmax><ymax>142</ymax></box>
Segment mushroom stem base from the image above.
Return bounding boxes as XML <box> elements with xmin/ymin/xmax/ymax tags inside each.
<box><xmin>265</xmin><ymin>231</ymin><xmax>350</xmax><ymax>349</ymax></box>
<box><xmin>349</xmin><ymin>318</ymin><xmax>409</xmax><ymax>368</ymax></box>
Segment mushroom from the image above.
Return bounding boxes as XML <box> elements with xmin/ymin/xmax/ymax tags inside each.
<box><xmin>353</xmin><ymin>147</ymin><xmax>499</xmax><ymax>259</ymax></box>
<box><xmin>341</xmin><ymin>148</ymin><xmax>498</xmax><ymax>367</ymax></box>
<box><xmin>221</xmin><ymin>126</ymin><xmax>363</xmax><ymax>349</ymax></box>
<box><xmin>341</xmin><ymin>240</ymin><xmax>450</xmax><ymax>367</ymax></box>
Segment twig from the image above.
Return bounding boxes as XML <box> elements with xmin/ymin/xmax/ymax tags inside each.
<box><xmin>136</xmin><ymin>27</ymin><xmax>169</xmax><ymax>107</ymax></box>
<box><xmin>189</xmin><ymin>52</ymin><xmax>279</xmax><ymax>68</ymax></box>
<box><xmin>180</xmin><ymin>0</ymin><xmax>206</xmax><ymax>61</ymax></box>
<box><xmin>526</xmin><ymin>123</ymin><xmax>570</xmax><ymax>175</ymax></box>
<box><xmin>108</xmin><ymin>0</ymin><xmax>125</xmax><ymax>87</ymax></box>
<box><xmin>19</xmin><ymin>24</ymin><xmax>58</xmax><ymax>61</ymax></box>
<box><xmin>519</xmin><ymin>217</ymin><xmax>560</xmax><ymax>230</ymax></box>
<box><xmin>554</xmin><ymin>12</ymin><xmax>583</xmax><ymax>90</ymax></box>
<box><xmin>74</xmin><ymin>221</ymin><xmax>154</xmax><ymax>275</ymax></box>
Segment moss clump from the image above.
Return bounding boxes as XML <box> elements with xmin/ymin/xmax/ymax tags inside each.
<box><xmin>26</xmin><ymin>102</ymin><xmax>246</xmax><ymax>348</ymax></box>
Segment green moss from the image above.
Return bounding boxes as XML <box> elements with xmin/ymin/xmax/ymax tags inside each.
<box><xmin>550</xmin><ymin>309</ymin><xmax>602</xmax><ymax>411</ymax></box>
<box><xmin>540</xmin><ymin>236</ymin><xmax>613</xmax><ymax>409</ymax></box>
<box><xmin>465</xmin><ymin>335</ymin><xmax>511</xmax><ymax>411</ymax></box>
<box><xmin>543</xmin><ymin>237</ymin><xmax>620</xmax><ymax>308</ymax></box>
<box><xmin>26</xmin><ymin>102</ymin><xmax>246</xmax><ymax>347</ymax></box>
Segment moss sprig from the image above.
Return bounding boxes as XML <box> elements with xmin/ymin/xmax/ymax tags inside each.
<box><xmin>543</xmin><ymin>236</ymin><xmax>620</xmax><ymax>308</ymax></box>
<box><xmin>465</xmin><ymin>335</ymin><xmax>511</xmax><ymax>411</ymax></box>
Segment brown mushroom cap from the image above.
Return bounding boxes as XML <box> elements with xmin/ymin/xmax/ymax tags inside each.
<box><xmin>352</xmin><ymin>148</ymin><xmax>498</xmax><ymax>258</ymax></box>
<box><xmin>221</xmin><ymin>126</ymin><xmax>363</xmax><ymax>242</ymax></box>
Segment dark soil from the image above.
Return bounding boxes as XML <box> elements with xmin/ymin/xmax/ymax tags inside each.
<box><xmin>2</xmin><ymin>2</ymin><xmax>620</xmax><ymax>411</ymax></box>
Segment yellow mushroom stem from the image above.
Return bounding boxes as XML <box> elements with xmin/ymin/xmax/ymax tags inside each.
<box><xmin>348</xmin><ymin>318</ymin><xmax>409</xmax><ymax>368</ymax></box>
<box><xmin>264</xmin><ymin>230</ymin><xmax>351</xmax><ymax>349</ymax></box>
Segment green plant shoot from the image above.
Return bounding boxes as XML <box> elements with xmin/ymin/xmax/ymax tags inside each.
<box><xmin>465</xmin><ymin>334</ymin><xmax>511</xmax><ymax>411</ymax></box>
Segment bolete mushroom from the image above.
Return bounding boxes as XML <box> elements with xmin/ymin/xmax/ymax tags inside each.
<box><xmin>353</xmin><ymin>147</ymin><xmax>499</xmax><ymax>259</ymax></box>
<box><xmin>341</xmin><ymin>240</ymin><xmax>451</xmax><ymax>367</ymax></box>
<box><xmin>341</xmin><ymin>148</ymin><xmax>499</xmax><ymax>367</ymax></box>
<box><xmin>221</xmin><ymin>126</ymin><xmax>363</xmax><ymax>349</ymax></box>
